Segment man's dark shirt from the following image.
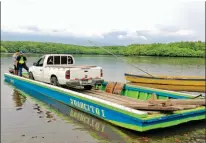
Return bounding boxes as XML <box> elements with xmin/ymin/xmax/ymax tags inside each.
<box><xmin>16</xmin><ymin>55</ymin><xmax>27</xmax><ymax>65</ymax></box>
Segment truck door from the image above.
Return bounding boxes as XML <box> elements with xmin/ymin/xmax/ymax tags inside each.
<box><xmin>33</xmin><ymin>56</ymin><xmax>45</xmax><ymax>81</ymax></box>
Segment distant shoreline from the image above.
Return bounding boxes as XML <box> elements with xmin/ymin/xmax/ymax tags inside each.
<box><xmin>1</xmin><ymin>53</ymin><xmax>204</xmax><ymax>59</ymax></box>
<box><xmin>1</xmin><ymin>41</ymin><xmax>205</xmax><ymax>58</ymax></box>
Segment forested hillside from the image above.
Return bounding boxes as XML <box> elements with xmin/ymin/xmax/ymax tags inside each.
<box><xmin>1</xmin><ymin>41</ymin><xmax>205</xmax><ymax>57</ymax></box>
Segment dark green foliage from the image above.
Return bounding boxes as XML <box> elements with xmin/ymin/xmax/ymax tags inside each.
<box><xmin>1</xmin><ymin>41</ymin><xmax>205</xmax><ymax>57</ymax></box>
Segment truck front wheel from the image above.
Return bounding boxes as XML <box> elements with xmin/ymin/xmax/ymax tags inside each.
<box><xmin>84</xmin><ymin>85</ymin><xmax>93</xmax><ymax>90</ymax></box>
<box><xmin>29</xmin><ymin>72</ymin><xmax>34</xmax><ymax>80</ymax></box>
<box><xmin>51</xmin><ymin>76</ymin><xmax>59</xmax><ymax>86</ymax></box>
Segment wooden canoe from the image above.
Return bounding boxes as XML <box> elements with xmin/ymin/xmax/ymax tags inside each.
<box><xmin>125</xmin><ymin>73</ymin><xmax>205</xmax><ymax>92</ymax></box>
<box><xmin>128</xmin><ymin>82</ymin><xmax>206</xmax><ymax>92</ymax></box>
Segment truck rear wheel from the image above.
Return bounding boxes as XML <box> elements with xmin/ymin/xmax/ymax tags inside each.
<box><xmin>51</xmin><ymin>76</ymin><xmax>59</xmax><ymax>86</ymax></box>
<box><xmin>84</xmin><ymin>85</ymin><xmax>93</xmax><ymax>90</ymax></box>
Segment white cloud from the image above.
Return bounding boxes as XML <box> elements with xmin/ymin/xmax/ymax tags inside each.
<box><xmin>170</xmin><ymin>30</ymin><xmax>195</xmax><ymax>36</ymax></box>
<box><xmin>1</xmin><ymin>0</ymin><xmax>205</xmax><ymax>40</ymax></box>
<box><xmin>118</xmin><ymin>31</ymin><xmax>147</xmax><ymax>40</ymax></box>
<box><xmin>140</xmin><ymin>28</ymin><xmax>195</xmax><ymax>37</ymax></box>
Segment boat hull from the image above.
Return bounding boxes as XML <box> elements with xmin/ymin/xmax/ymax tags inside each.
<box><xmin>125</xmin><ymin>73</ymin><xmax>205</xmax><ymax>92</ymax></box>
<box><xmin>128</xmin><ymin>82</ymin><xmax>206</xmax><ymax>92</ymax></box>
<box><xmin>4</xmin><ymin>73</ymin><xmax>206</xmax><ymax>132</ymax></box>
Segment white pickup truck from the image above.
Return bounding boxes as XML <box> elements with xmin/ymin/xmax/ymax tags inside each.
<box><xmin>28</xmin><ymin>54</ymin><xmax>104</xmax><ymax>90</ymax></box>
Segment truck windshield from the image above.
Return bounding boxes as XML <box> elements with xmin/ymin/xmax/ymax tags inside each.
<box><xmin>36</xmin><ymin>56</ymin><xmax>45</xmax><ymax>66</ymax></box>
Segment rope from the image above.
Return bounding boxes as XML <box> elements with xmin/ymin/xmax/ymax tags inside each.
<box><xmin>87</xmin><ymin>40</ymin><xmax>154</xmax><ymax>77</ymax></box>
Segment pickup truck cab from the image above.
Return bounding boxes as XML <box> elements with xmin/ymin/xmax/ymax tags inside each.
<box><xmin>29</xmin><ymin>54</ymin><xmax>104</xmax><ymax>90</ymax></box>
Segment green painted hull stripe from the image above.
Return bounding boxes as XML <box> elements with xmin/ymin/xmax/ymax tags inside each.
<box><xmin>109</xmin><ymin>114</ymin><xmax>205</xmax><ymax>132</ymax></box>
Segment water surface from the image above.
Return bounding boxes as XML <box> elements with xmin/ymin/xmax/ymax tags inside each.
<box><xmin>1</xmin><ymin>55</ymin><xmax>205</xmax><ymax>143</ymax></box>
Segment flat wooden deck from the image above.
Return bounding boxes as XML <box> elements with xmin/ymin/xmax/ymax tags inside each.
<box><xmin>69</xmin><ymin>88</ymin><xmax>204</xmax><ymax>114</ymax></box>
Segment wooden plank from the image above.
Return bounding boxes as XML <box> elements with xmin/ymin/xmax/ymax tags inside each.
<box><xmin>83</xmin><ymin>91</ymin><xmax>165</xmax><ymax>114</ymax></box>
<box><xmin>87</xmin><ymin>90</ymin><xmax>202</xmax><ymax>110</ymax></box>
<box><xmin>87</xmin><ymin>90</ymin><xmax>144</xmax><ymax>105</ymax></box>
<box><xmin>126</xmin><ymin>105</ymin><xmax>180</xmax><ymax>111</ymax></box>
<box><xmin>67</xmin><ymin>88</ymin><xmax>202</xmax><ymax>112</ymax></box>
<box><xmin>126</xmin><ymin>104</ymin><xmax>198</xmax><ymax>111</ymax></box>
<box><xmin>105</xmin><ymin>82</ymin><xmax>116</xmax><ymax>93</ymax></box>
<box><xmin>83</xmin><ymin>90</ymin><xmax>157</xmax><ymax>106</ymax></box>
<box><xmin>92</xmin><ymin>89</ymin><xmax>148</xmax><ymax>103</ymax></box>
<box><xmin>84</xmin><ymin>91</ymin><xmax>179</xmax><ymax>111</ymax></box>
<box><xmin>112</xmin><ymin>82</ymin><xmax>125</xmax><ymax>95</ymax></box>
<box><xmin>173</xmin><ymin>105</ymin><xmax>199</xmax><ymax>110</ymax></box>
<box><xmin>148</xmin><ymin>98</ymin><xmax>206</xmax><ymax>106</ymax></box>
<box><xmin>82</xmin><ymin>91</ymin><xmax>128</xmax><ymax>105</ymax></box>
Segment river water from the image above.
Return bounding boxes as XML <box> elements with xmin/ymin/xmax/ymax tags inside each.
<box><xmin>1</xmin><ymin>54</ymin><xmax>205</xmax><ymax>143</ymax></box>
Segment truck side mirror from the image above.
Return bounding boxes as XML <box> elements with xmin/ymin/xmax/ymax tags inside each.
<box><xmin>33</xmin><ymin>62</ymin><xmax>37</xmax><ymax>66</ymax></box>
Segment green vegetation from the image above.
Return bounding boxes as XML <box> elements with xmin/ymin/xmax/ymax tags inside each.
<box><xmin>1</xmin><ymin>45</ymin><xmax>8</xmax><ymax>53</ymax></box>
<box><xmin>1</xmin><ymin>41</ymin><xmax>205</xmax><ymax>57</ymax></box>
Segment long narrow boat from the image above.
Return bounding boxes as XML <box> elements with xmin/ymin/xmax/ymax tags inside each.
<box><xmin>4</xmin><ymin>73</ymin><xmax>206</xmax><ymax>132</ymax></box>
<box><xmin>125</xmin><ymin>73</ymin><xmax>206</xmax><ymax>92</ymax></box>
<box><xmin>127</xmin><ymin>82</ymin><xmax>206</xmax><ymax>92</ymax></box>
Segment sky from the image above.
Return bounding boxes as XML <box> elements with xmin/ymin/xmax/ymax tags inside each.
<box><xmin>1</xmin><ymin>0</ymin><xmax>205</xmax><ymax>46</ymax></box>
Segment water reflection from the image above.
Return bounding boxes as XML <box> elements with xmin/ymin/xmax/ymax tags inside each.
<box><xmin>10</xmin><ymin>86</ymin><xmax>134</xmax><ymax>143</ymax></box>
<box><xmin>12</xmin><ymin>89</ymin><xmax>26</xmax><ymax>107</ymax></box>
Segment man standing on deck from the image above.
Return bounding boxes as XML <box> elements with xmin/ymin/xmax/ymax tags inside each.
<box><xmin>12</xmin><ymin>50</ymin><xmax>20</xmax><ymax>75</ymax></box>
<box><xmin>16</xmin><ymin>51</ymin><xmax>29</xmax><ymax>77</ymax></box>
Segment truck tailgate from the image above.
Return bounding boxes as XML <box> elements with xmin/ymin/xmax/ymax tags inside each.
<box><xmin>70</xmin><ymin>67</ymin><xmax>102</xmax><ymax>79</ymax></box>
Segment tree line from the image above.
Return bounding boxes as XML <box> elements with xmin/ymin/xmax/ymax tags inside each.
<box><xmin>1</xmin><ymin>40</ymin><xmax>205</xmax><ymax>57</ymax></box>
